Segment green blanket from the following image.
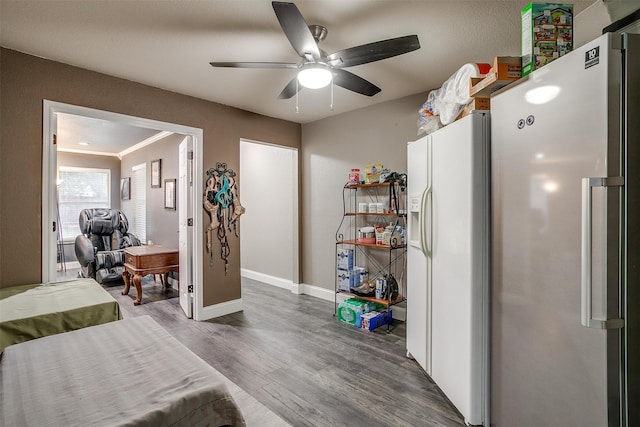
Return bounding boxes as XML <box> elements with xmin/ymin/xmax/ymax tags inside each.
<box><xmin>0</xmin><ymin>278</ymin><xmax>121</xmax><ymax>351</ymax></box>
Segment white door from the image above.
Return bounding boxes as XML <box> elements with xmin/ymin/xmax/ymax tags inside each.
<box><xmin>179</xmin><ymin>137</ymin><xmax>193</xmax><ymax>318</ymax></box>
<box><xmin>429</xmin><ymin>114</ymin><xmax>487</xmax><ymax>425</ymax></box>
<box><xmin>491</xmin><ymin>35</ymin><xmax>617</xmax><ymax>426</ymax></box>
<box><xmin>406</xmin><ymin>135</ymin><xmax>431</xmax><ymax>374</ymax></box>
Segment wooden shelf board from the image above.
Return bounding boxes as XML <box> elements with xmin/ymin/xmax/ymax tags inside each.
<box><xmin>337</xmin><ymin>239</ymin><xmax>405</xmax><ymax>249</ymax></box>
<box><xmin>345</xmin><ymin>182</ymin><xmax>398</xmax><ymax>189</ymax></box>
<box><xmin>344</xmin><ymin>212</ymin><xmax>402</xmax><ymax>217</ymax></box>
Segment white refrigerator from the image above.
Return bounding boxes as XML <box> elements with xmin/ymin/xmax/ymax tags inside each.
<box><xmin>406</xmin><ymin>111</ymin><xmax>490</xmax><ymax>426</ymax></box>
<box><xmin>491</xmin><ymin>32</ymin><xmax>640</xmax><ymax>426</ymax></box>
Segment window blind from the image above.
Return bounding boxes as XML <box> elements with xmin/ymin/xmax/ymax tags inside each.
<box><xmin>58</xmin><ymin>166</ymin><xmax>110</xmax><ymax>242</ymax></box>
<box><xmin>132</xmin><ymin>163</ymin><xmax>147</xmax><ymax>243</ymax></box>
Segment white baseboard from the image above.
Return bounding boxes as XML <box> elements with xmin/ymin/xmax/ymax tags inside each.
<box><xmin>296</xmin><ymin>282</ymin><xmax>335</xmax><ymax>301</ymax></box>
<box><xmin>291</xmin><ymin>282</ymin><xmax>302</xmax><ymax>294</ymax></box>
<box><xmin>241</xmin><ymin>269</ymin><xmax>293</xmax><ymax>291</ymax></box>
<box><xmin>199</xmin><ymin>298</ymin><xmax>243</xmax><ymax>321</ymax></box>
<box><xmin>241</xmin><ymin>269</ymin><xmax>405</xmax><ymax>321</ymax></box>
<box><xmin>240</xmin><ymin>269</ymin><xmax>336</xmax><ymax>301</ymax></box>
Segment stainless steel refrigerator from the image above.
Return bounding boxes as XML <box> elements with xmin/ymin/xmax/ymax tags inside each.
<box><xmin>491</xmin><ymin>32</ymin><xmax>640</xmax><ymax>426</ymax></box>
<box><xmin>406</xmin><ymin>112</ymin><xmax>490</xmax><ymax>426</ymax></box>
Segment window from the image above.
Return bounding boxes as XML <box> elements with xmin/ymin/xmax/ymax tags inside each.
<box><xmin>57</xmin><ymin>166</ymin><xmax>110</xmax><ymax>242</ymax></box>
<box><xmin>131</xmin><ymin>163</ymin><xmax>147</xmax><ymax>243</ymax></box>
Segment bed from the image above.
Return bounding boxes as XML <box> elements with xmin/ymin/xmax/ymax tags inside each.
<box><xmin>0</xmin><ymin>278</ymin><xmax>121</xmax><ymax>352</ymax></box>
<box><xmin>0</xmin><ymin>315</ymin><xmax>246</xmax><ymax>426</ymax></box>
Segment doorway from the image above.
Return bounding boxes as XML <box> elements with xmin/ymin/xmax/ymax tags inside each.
<box><xmin>42</xmin><ymin>100</ymin><xmax>205</xmax><ymax>319</ymax></box>
<box><xmin>239</xmin><ymin>139</ymin><xmax>299</xmax><ymax>291</ymax></box>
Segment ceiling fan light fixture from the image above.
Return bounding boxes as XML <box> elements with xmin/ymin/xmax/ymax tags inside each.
<box><xmin>297</xmin><ymin>64</ymin><xmax>332</xmax><ymax>89</ymax></box>
<box><xmin>211</xmin><ymin>3</ymin><xmax>420</xmax><ymax>100</ymax></box>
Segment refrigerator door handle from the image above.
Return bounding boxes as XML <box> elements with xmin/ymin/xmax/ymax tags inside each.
<box><xmin>580</xmin><ymin>176</ymin><xmax>625</xmax><ymax>329</ymax></box>
<box><xmin>419</xmin><ymin>186</ymin><xmax>429</xmax><ymax>257</ymax></box>
<box><xmin>423</xmin><ymin>185</ymin><xmax>433</xmax><ymax>258</ymax></box>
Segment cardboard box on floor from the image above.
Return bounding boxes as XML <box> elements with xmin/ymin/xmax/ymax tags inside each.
<box><xmin>469</xmin><ymin>56</ymin><xmax>522</xmax><ymax>98</ymax></box>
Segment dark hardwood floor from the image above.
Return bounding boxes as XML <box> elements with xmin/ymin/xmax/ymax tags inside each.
<box><xmin>106</xmin><ymin>277</ymin><xmax>465</xmax><ymax>427</ymax></box>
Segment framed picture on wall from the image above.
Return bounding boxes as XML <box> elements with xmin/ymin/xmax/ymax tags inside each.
<box><xmin>151</xmin><ymin>159</ymin><xmax>162</xmax><ymax>188</ymax></box>
<box><xmin>120</xmin><ymin>177</ymin><xmax>131</xmax><ymax>200</ymax></box>
<box><xmin>164</xmin><ymin>179</ymin><xmax>176</xmax><ymax>210</ymax></box>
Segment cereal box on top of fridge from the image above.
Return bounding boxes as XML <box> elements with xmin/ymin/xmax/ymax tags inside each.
<box><xmin>521</xmin><ymin>3</ymin><xmax>573</xmax><ymax>76</ymax></box>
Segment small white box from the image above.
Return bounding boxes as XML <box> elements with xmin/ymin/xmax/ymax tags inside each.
<box><xmin>369</xmin><ymin>203</ymin><xmax>377</xmax><ymax>213</ymax></box>
<box><xmin>376</xmin><ymin>203</ymin><xmax>384</xmax><ymax>213</ymax></box>
<box><xmin>375</xmin><ymin>277</ymin><xmax>387</xmax><ymax>299</ymax></box>
<box><xmin>358</xmin><ymin>203</ymin><xmax>367</xmax><ymax>213</ymax></box>
<box><xmin>337</xmin><ymin>271</ymin><xmax>351</xmax><ymax>292</ymax></box>
<box><xmin>337</xmin><ymin>248</ymin><xmax>354</xmax><ymax>271</ymax></box>
<box><xmin>351</xmin><ymin>266</ymin><xmax>368</xmax><ymax>288</ymax></box>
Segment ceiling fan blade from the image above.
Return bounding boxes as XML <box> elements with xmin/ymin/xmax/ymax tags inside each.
<box><xmin>277</xmin><ymin>77</ymin><xmax>301</xmax><ymax>99</ymax></box>
<box><xmin>327</xmin><ymin>35</ymin><xmax>420</xmax><ymax>68</ymax></box>
<box><xmin>272</xmin><ymin>1</ymin><xmax>321</xmax><ymax>60</ymax></box>
<box><xmin>210</xmin><ymin>61</ymin><xmax>297</xmax><ymax>69</ymax></box>
<box><xmin>333</xmin><ymin>69</ymin><xmax>381</xmax><ymax>97</ymax></box>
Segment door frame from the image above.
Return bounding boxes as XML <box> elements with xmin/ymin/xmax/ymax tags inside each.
<box><xmin>42</xmin><ymin>100</ymin><xmax>205</xmax><ymax>319</ymax></box>
<box><xmin>239</xmin><ymin>139</ymin><xmax>300</xmax><ymax>289</ymax></box>
<box><xmin>178</xmin><ymin>136</ymin><xmax>194</xmax><ymax>318</ymax></box>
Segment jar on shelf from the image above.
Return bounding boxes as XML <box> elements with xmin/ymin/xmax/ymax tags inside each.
<box><xmin>348</xmin><ymin>168</ymin><xmax>360</xmax><ymax>184</ymax></box>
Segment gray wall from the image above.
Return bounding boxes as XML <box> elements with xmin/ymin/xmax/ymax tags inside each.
<box><xmin>300</xmin><ymin>91</ymin><xmax>428</xmax><ymax>290</ymax></box>
<box><xmin>120</xmin><ymin>133</ymin><xmax>184</xmax><ymax>248</ymax></box>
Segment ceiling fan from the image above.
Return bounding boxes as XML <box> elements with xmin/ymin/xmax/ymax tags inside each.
<box><xmin>210</xmin><ymin>1</ymin><xmax>421</xmax><ymax>99</ymax></box>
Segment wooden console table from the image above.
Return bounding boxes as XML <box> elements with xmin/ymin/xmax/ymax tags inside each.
<box><xmin>122</xmin><ymin>245</ymin><xmax>179</xmax><ymax>305</ymax></box>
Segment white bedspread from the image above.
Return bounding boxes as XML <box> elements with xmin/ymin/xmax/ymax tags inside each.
<box><xmin>0</xmin><ymin>315</ymin><xmax>245</xmax><ymax>426</ymax></box>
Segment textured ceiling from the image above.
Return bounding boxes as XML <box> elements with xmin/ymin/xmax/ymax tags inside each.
<box><xmin>1</xmin><ymin>0</ymin><xmax>596</xmax><ymax>128</ymax></box>
<box><xmin>3</xmin><ymin>1</ymin><xmax>602</xmax><ymax>154</ymax></box>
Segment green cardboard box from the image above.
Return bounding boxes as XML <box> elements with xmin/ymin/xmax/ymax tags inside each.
<box><xmin>521</xmin><ymin>3</ymin><xmax>574</xmax><ymax>76</ymax></box>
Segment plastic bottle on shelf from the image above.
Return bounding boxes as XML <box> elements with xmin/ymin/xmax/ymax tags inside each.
<box><xmin>382</xmin><ymin>223</ymin><xmax>394</xmax><ymax>246</ymax></box>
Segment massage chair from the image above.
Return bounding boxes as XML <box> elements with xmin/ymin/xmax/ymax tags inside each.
<box><xmin>74</xmin><ymin>208</ymin><xmax>141</xmax><ymax>284</ymax></box>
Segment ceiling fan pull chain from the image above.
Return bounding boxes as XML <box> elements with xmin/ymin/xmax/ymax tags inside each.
<box><xmin>295</xmin><ymin>77</ymin><xmax>299</xmax><ymax>113</ymax></box>
<box><xmin>330</xmin><ymin>79</ymin><xmax>334</xmax><ymax>111</ymax></box>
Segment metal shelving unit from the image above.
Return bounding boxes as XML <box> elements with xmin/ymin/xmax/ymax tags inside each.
<box><xmin>334</xmin><ymin>181</ymin><xmax>407</xmax><ymax>331</ymax></box>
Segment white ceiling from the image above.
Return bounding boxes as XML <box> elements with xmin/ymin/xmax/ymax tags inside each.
<box><xmin>56</xmin><ymin>113</ymin><xmax>165</xmax><ymax>155</ymax></box>
<box><xmin>1</xmin><ymin>0</ymin><xmax>597</xmax><ymax>127</ymax></box>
